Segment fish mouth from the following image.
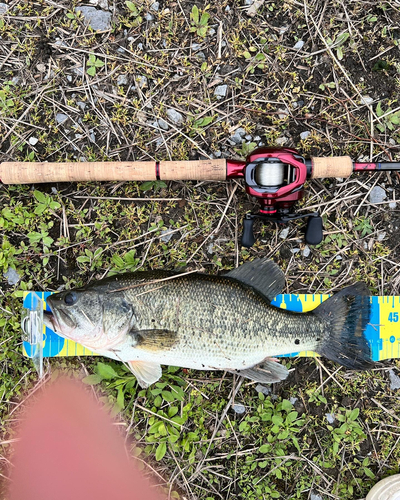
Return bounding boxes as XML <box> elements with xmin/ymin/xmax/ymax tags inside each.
<box><xmin>43</xmin><ymin>308</ymin><xmax>76</xmax><ymax>339</ymax></box>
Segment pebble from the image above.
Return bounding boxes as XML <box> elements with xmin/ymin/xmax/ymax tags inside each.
<box><xmin>66</xmin><ymin>75</ymin><xmax>72</xmax><ymax>82</ymax></box>
<box><xmin>117</xmin><ymin>74</ymin><xmax>128</xmax><ymax>86</ymax></box>
<box><xmin>0</xmin><ymin>3</ymin><xmax>8</xmax><ymax>15</ymax></box>
<box><xmin>89</xmin><ymin>130</ymin><xmax>96</xmax><ymax>143</ymax></box>
<box><xmin>4</xmin><ymin>268</ymin><xmax>20</xmax><ymax>286</ymax></box>
<box><xmin>289</xmin><ymin>397</ymin><xmax>298</xmax><ymax>404</ymax></box>
<box><xmin>150</xmin><ymin>1</ymin><xmax>159</xmax><ymax>11</ymax></box>
<box><xmin>369</xmin><ymin>185</ymin><xmax>386</xmax><ymax>204</ymax></box>
<box><xmin>361</xmin><ymin>96</ymin><xmax>374</xmax><ymax>106</ymax></box>
<box><xmin>279</xmin><ymin>227</ymin><xmax>290</xmax><ymax>239</ymax></box>
<box><xmin>389</xmin><ymin>201</ymin><xmax>397</xmax><ymax>209</ymax></box>
<box><xmin>72</xmin><ymin>66</ymin><xmax>84</xmax><ymax>76</ymax></box>
<box><xmin>77</xmin><ymin>101</ymin><xmax>86</xmax><ymax>110</ymax></box>
<box><xmin>89</xmin><ymin>0</ymin><xmax>108</xmax><ymax>8</ymax></box>
<box><xmin>207</xmin><ymin>242</ymin><xmax>214</xmax><ymax>254</ymax></box>
<box><xmin>75</xmin><ymin>6</ymin><xmax>112</xmax><ymax>31</ymax></box>
<box><xmin>310</xmin><ymin>494</ymin><xmax>323</xmax><ymax>500</ymax></box>
<box><xmin>254</xmin><ymin>135</ymin><xmax>261</xmax><ymax>141</ymax></box>
<box><xmin>233</xmin><ymin>403</ymin><xmax>246</xmax><ymax>415</ymax></box>
<box><xmin>291</xmin><ymin>248</ymin><xmax>300</xmax><ymax>254</ymax></box>
<box><xmin>144</xmin><ymin>13</ymin><xmax>154</xmax><ymax>21</ymax></box>
<box><xmin>245</xmin><ymin>134</ymin><xmax>253</xmax><ymax>141</ymax></box>
<box><xmin>230</xmin><ymin>127</ymin><xmax>246</xmax><ymax>144</ymax></box>
<box><xmin>377</xmin><ymin>231</ymin><xmax>386</xmax><ymax>242</ymax></box>
<box><xmin>293</xmin><ymin>40</ymin><xmax>304</xmax><ymax>50</ymax></box>
<box><xmin>160</xmin><ymin>229</ymin><xmax>173</xmax><ymax>243</ymax></box>
<box><xmin>29</xmin><ymin>137</ymin><xmax>39</xmax><ymax>146</ymax></box>
<box><xmin>11</xmin><ymin>76</ymin><xmax>20</xmax><ymax>85</ymax></box>
<box><xmin>36</xmin><ymin>63</ymin><xmax>46</xmax><ymax>73</ymax></box>
<box><xmin>157</xmin><ymin>118</ymin><xmax>169</xmax><ymax>131</ymax></box>
<box><xmin>302</xmin><ymin>245</ymin><xmax>311</xmax><ymax>257</ymax></box>
<box><xmin>278</xmin><ymin>109</ymin><xmax>288</xmax><ymax>119</ymax></box>
<box><xmin>276</xmin><ymin>137</ymin><xmax>288</xmax><ymax>146</ymax></box>
<box><xmin>300</xmin><ymin>131</ymin><xmax>311</xmax><ymax>140</ymax></box>
<box><xmin>325</xmin><ymin>413</ymin><xmax>335</xmax><ymax>424</ymax></box>
<box><xmin>191</xmin><ymin>43</ymin><xmax>202</xmax><ymax>51</ymax></box>
<box><xmin>135</xmin><ymin>75</ymin><xmax>147</xmax><ymax>88</ymax></box>
<box><xmin>166</xmin><ymin>108</ymin><xmax>184</xmax><ymax>125</ymax></box>
<box><xmin>255</xmin><ymin>384</ymin><xmax>271</xmax><ymax>396</ymax></box>
<box><xmin>56</xmin><ymin>113</ymin><xmax>68</xmax><ymax>124</ymax></box>
<box><xmin>389</xmin><ymin>370</ymin><xmax>400</xmax><ymax>390</ymax></box>
<box><xmin>214</xmin><ymin>84</ymin><xmax>228</xmax><ymax>98</ymax></box>
<box><xmin>225</xmin><ymin>5</ymin><xmax>231</xmax><ymax>12</ymax></box>
<box><xmin>335</xmin><ymin>254</ymin><xmax>342</xmax><ymax>261</ymax></box>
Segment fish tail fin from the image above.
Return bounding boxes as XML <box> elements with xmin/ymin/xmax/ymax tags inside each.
<box><xmin>313</xmin><ymin>283</ymin><xmax>373</xmax><ymax>370</ymax></box>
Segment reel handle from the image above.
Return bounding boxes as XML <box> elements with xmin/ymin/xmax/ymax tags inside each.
<box><xmin>241</xmin><ymin>216</ymin><xmax>256</xmax><ymax>248</ymax></box>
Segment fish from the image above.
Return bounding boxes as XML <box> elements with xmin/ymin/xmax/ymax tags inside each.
<box><xmin>43</xmin><ymin>258</ymin><xmax>374</xmax><ymax>388</ymax></box>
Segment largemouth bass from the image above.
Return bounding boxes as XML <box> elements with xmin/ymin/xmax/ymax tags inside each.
<box><xmin>43</xmin><ymin>259</ymin><xmax>373</xmax><ymax>388</ymax></box>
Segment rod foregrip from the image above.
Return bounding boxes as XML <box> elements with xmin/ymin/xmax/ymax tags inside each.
<box><xmin>310</xmin><ymin>156</ymin><xmax>353</xmax><ymax>179</ymax></box>
<box><xmin>0</xmin><ymin>159</ymin><xmax>227</xmax><ymax>184</ymax></box>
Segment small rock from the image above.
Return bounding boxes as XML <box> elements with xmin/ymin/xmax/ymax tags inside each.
<box><xmin>137</xmin><ymin>43</ymin><xmax>143</xmax><ymax>50</ymax></box>
<box><xmin>155</xmin><ymin>137</ymin><xmax>163</xmax><ymax>148</ymax></box>
<box><xmin>56</xmin><ymin>113</ymin><xmax>68</xmax><ymax>124</ymax></box>
<box><xmin>310</xmin><ymin>494</ymin><xmax>323</xmax><ymax>500</ymax></box>
<box><xmin>276</xmin><ymin>137</ymin><xmax>288</xmax><ymax>146</ymax></box>
<box><xmin>214</xmin><ymin>151</ymin><xmax>222</xmax><ymax>158</ymax></box>
<box><xmin>230</xmin><ymin>127</ymin><xmax>246</xmax><ymax>144</ymax></box>
<box><xmin>191</xmin><ymin>43</ymin><xmax>202</xmax><ymax>51</ymax></box>
<box><xmin>291</xmin><ymin>248</ymin><xmax>300</xmax><ymax>254</ymax></box>
<box><xmin>233</xmin><ymin>403</ymin><xmax>246</xmax><ymax>415</ymax></box>
<box><xmin>89</xmin><ymin>130</ymin><xmax>96</xmax><ymax>143</ymax></box>
<box><xmin>117</xmin><ymin>74</ymin><xmax>128</xmax><ymax>86</ymax></box>
<box><xmin>300</xmin><ymin>131</ymin><xmax>311</xmax><ymax>140</ymax></box>
<box><xmin>157</xmin><ymin>118</ymin><xmax>169</xmax><ymax>131</ymax></box>
<box><xmin>75</xmin><ymin>6</ymin><xmax>112</xmax><ymax>31</ymax></box>
<box><xmin>325</xmin><ymin>413</ymin><xmax>335</xmax><ymax>424</ymax></box>
<box><xmin>369</xmin><ymin>185</ymin><xmax>386</xmax><ymax>204</ymax></box>
<box><xmin>72</xmin><ymin>66</ymin><xmax>84</xmax><ymax>76</ymax></box>
<box><xmin>207</xmin><ymin>242</ymin><xmax>214</xmax><ymax>254</ymax></box>
<box><xmin>11</xmin><ymin>76</ymin><xmax>20</xmax><ymax>85</ymax></box>
<box><xmin>293</xmin><ymin>100</ymin><xmax>304</xmax><ymax>109</ymax></box>
<box><xmin>196</xmin><ymin>51</ymin><xmax>206</xmax><ymax>61</ymax></box>
<box><xmin>255</xmin><ymin>384</ymin><xmax>271</xmax><ymax>395</ymax></box>
<box><xmin>389</xmin><ymin>370</ymin><xmax>400</xmax><ymax>390</ymax></box>
<box><xmin>0</xmin><ymin>3</ymin><xmax>9</xmax><ymax>15</ymax></box>
<box><xmin>278</xmin><ymin>26</ymin><xmax>289</xmax><ymax>35</ymax></box>
<box><xmin>29</xmin><ymin>137</ymin><xmax>39</xmax><ymax>146</ymax></box>
<box><xmin>89</xmin><ymin>0</ymin><xmax>108</xmax><ymax>9</ymax></box>
<box><xmin>160</xmin><ymin>229</ymin><xmax>173</xmax><ymax>243</ymax></box>
<box><xmin>289</xmin><ymin>397</ymin><xmax>298</xmax><ymax>404</ymax></box>
<box><xmin>389</xmin><ymin>201</ymin><xmax>397</xmax><ymax>209</ymax></box>
<box><xmin>135</xmin><ymin>75</ymin><xmax>147</xmax><ymax>88</ymax></box>
<box><xmin>144</xmin><ymin>13</ymin><xmax>154</xmax><ymax>21</ymax></box>
<box><xmin>150</xmin><ymin>1</ymin><xmax>159</xmax><ymax>11</ymax></box>
<box><xmin>77</xmin><ymin>101</ymin><xmax>86</xmax><ymax>110</ymax></box>
<box><xmin>254</xmin><ymin>135</ymin><xmax>261</xmax><ymax>141</ymax></box>
<box><xmin>278</xmin><ymin>109</ymin><xmax>288</xmax><ymax>119</ymax></box>
<box><xmin>66</xmin><ymin>75</ymin><xmax>72</xmax><ymax>82</ymax></box>
<box><xmin>51</xmin><ymin>187</ymin><xmax>58</xmax><ymax>195</ymax></box>
<box><xmin>279</xmin><ymin>227</ymin><xmax>290</xmax><ymax>239</ymax></box>
<box><xmin>208</xmin><ymin>28</ymin><xmax>216</xmax><ymax>36</ymax></box>
<box><xmin>361</xmin><ymin>96</ymin><xmax>374</xmax><ymax>106</ymax></box>
<box><xmin>244</xmin><ymin>0</ymin><xmax>253</xmax><ymax>4</ymax></box>
<box><xmin>293</xmin><ymin>40</ymin><xmax>304</xmax><ymax>50</ymax></box>
<box><xmin>4</xmin><ymin>268</ymin><xmax>20</xmax><ymax>285</ymax></box>
<box><xmin>245</xmin><ymin>134</ymin><xmax>253</xmax><ymax>141</ymax></box>
<box><xmin>389</xmin><ymin>138</ymin><xmax>396</xmax><ymax>146</ymax></box>
<box><xmin>166</xmin><ymin>108</ymin><xmax>184</xmax><ymax>125</ymax></box>
<box><xmin>225</xmin><ymin>5</ymin><xmax>231</xmax><ymax>12</ymax></box>
<box><xmin>36</xmin><ymin>63</ymin><xmax>46</xmax><ymax>73</ymax></box>
<box><xmin>303</xmin><ymin>245</ymin><xmax>311</xmax><ymax>257</ymax></box>
<box><xmin>335</xmin><ymin>254</ymin><xmax>342</xmax><ymax>261</ymax></box>
<box><xmin>214</xmin><ymin>84</ymin><xmax>228</xmax><ymax>98</ymax></box>
<box><xmin>377</xmin><ymin>231</ymin><xmax>386</xmax><ymax>242</ymax></box>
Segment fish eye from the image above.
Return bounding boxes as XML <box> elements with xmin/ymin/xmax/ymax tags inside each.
<box><xmin>64</xmin><ymin>291</ymin><xmax>77</xmax><ymax>306</ymax></box>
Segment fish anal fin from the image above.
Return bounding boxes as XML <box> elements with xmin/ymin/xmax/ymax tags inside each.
<box><xmin>129</xmin><ymin>329</ymin><xmax>177</xmax><ymax>352</ymax></box>
<box><xmin>128</xmin><ymin>360</ymin><xmax>162</xmax><ymax>388</ymax></box>
<box><xmin>225</xmin><ymin>258</ymin><xmax>285</xmax><ymax>301</ymax></box>
<box><xmin>226</xmin><ymin>359</ymin><xmax>289</xmax><ymax>384</ymax></box>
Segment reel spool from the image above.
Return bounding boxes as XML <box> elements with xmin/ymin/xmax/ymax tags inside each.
<box><xmin>254</xmin><ymin>161</ymin><xmax>295</xmax><ymax>188</ymax></box>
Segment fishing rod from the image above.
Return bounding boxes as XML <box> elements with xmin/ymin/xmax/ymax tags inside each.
<box><xmin>1</xmin><ymin>147</ymin><xmax>399</xmax><ymax>247</ymax></box>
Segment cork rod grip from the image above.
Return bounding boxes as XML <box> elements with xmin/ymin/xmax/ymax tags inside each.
<box><xmin>311</xmin><ymin>156</ymin><xmax>353</xmax><ymax>179</ymax></box>
<box><xmin>0</xmin><ymin>159</ymin><xmax>227</xmax><ymax>184</ymax></box>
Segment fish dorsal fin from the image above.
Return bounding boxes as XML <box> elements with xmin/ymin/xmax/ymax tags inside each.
<box><xmin>128</xmin><ymin>360</ymin><xmax>162</xmax><ymax>388</ymax></box>
<box><xmin>226</xmin><ymin>258</ymin><xmax>285</xmax><ymax>301</ymax></box>
<box><xmin>226</xmin><ymin>359</ymin><xmax>289</xmax><ymax>384</ymax></box>
<box><xmin>129</xmin><ymin>329</ymin><xmax>178</xmax><ymax>352</ymax></box>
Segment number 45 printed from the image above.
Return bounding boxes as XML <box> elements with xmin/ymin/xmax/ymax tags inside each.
<box><xmin>388</xmin><ymin>312</ymin><xmax>399</xmax><ymax>323</ymax></box>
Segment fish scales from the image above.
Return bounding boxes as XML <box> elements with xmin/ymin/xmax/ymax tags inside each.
<box><xmin>43</xmin><ymin>258</ymin><xmax>374</xmax><ymax>388</ymax></box>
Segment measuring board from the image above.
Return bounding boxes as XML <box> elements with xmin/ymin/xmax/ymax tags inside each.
<box><xmin>22</xmin><ymin>292</ymin><xmax>400</xmax><ymax>364</ymax></box>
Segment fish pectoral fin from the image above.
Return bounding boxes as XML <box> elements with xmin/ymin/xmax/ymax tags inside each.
<box><xmin>127</xmin><ymin>360</ymin><xmax>162</xmax><ymax>388</ymax></box>
<box><xmin>227</xmin><ymin>359</ymin><xmax>289</xmax><ymax>384</ymax></box>
<box><xmin>225</xmin><ymin>258</ymin><xmax>285</xmax><ymax>301</ymax></box>
<box><xmin>129</xmin><ymin>329</ymin><xmax>178</xmax><ymax>352</ymax></box>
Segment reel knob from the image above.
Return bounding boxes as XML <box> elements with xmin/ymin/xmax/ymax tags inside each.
<box><xmin>241</xmin><ymin>216</ymin><xmax>256</xmax><ymax>248</ymax></box>
<box><xmin>305</xmin><ymin>216</ymin><xmax>323</xmax><ymax>245</ymax></box>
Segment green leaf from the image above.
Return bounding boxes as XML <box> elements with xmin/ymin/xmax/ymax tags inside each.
<box><xmin>112</xmin><ymin>254</ymin><xmax>125</xmax><ymax>267</ymax></box>
<box><xmin>42</xmin><ymin>236</ymin><xmax>54</xmax><ymax>246</ymax></box>
<box><xmin>126</xmin><ymin>1</ymin><xmax>139</xmax><ymax>15</ymax></box>
<box><xmin>348</xmin><ymin>408</ymin><xmax>360</xmax><ymax>421</ymax></box>
<box><xmin>34</xmin><ymin>205</ymin><xmax>46</xmax><ymax>215</ymax></box>
<box><xmin>281</xmin><ymin>399</ymin><xmax>292</xmax><ymax>412</ymax></box>
<box><xmin>117</xmin><ymin>386</ymin><xmax>125</xmax><ymax>409</ymax></box>
<box><xmin>140</xmin><ymin>181</ymin><xmax>155</xmax><ymax>192</ymax></box>
<box><xmin>49</xmin><ymin>201</ymin><xmax>61</xmax><ymax>210</ymax></box>
<box><xmin>27</xmin><ymin>232</ymin><xmax>42</xmax><ymax>243</ymax></box>
<box><xmin>259</xmin><ymin>444</ymin><xmax>270</xmax><ymax>453</ymax></box>
<box><xmin>155</xmin><ymin>441</ymin><xmax>167</xmax><ymax>461</ymax></box>
<box><xmin>336</xmin><ymin>32</ymin><xmax>350</xmax><ymax>46</ymax></box>
<box><xmin>199</xmin><ymin>12</ymin><xmax>210</xmax><ymax>26</ymax></box>
<box><xmin>95</xmin><ymin>59</ymin><xmax>104</xmax><ymax>68</ymax></box>
<box><xmin>66</xmin><ymin>12</ymin><xmax>75</xmax><ymax>19</ymax></box>
<box><xmin>82</xmin><ymin>374</ymin><xmax>104</xmax><ymax>385</ymax></box>
<box><xmin>336</xmin><ymin>47</ymin><xmax>343</xmax><ymax>60</ymax></box>
<box><xmin>34</xmin><ymin>190</ymin><xmax>47</xmax><ymax>204</ymax></box>
<box><xmin>191</xmin><ymin>5</ymin><xmax>199</xmax><ymax>24</ymax></box>
<box><xmin>76</xmin><ymin>255</ymin><xmax>91</xmax><ymax>263</ymax></box>
<box><xmin>364</xmin><ymin>467</ymin><xmax>375</xmax><ymax>479</ymax></box>
<box><xmin>96</xmin><ymin>362</ymin><xmax>119</xmax><ymax>380</ymax></box>
<box><xmin>376</xmin><ymin>101</ymin><xmax>384</xmax><ymax>117</ymax></box>
<box><xmin>243</xmin><ymin>51</ymin><xmax>251</xmax><ymax>59</ymax></box>
<box><xmin>87</xmin><ymin>66</ymin><xmax>96</xmax><ymax>76</ymax></box>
